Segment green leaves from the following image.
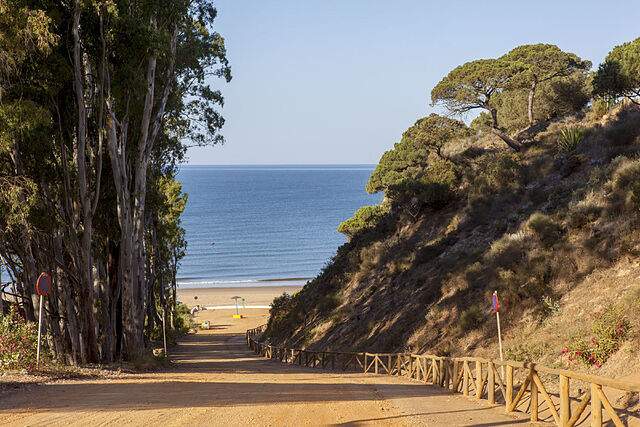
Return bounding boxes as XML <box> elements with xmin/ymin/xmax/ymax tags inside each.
<box><xmin>366</xmin><ymin>114</ymin><xmax>466</xmax><ymax>194</ymax></box>
<box><xmin>431</xmin><ymin>58</ymin><xmax>522</xmax><ymax>114</ymax></box>
<box><xmin>593</xmin><ymin>37</ymin><xmax>640</xmax><ymax>104</ymax></box>
<box><xmin>337</xmin><ymin>204</ymin><xmax>388</xmax><ymax>238</ymax></box>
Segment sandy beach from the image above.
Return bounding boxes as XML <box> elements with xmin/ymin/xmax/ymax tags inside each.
<box><xmin>177</xmin><ymin>285</ymin><xmax>303</xmax><ymax>309</ymax></box>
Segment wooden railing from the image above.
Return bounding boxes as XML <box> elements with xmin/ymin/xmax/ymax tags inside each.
<box><xmin>247</xmin><ymin>326</ymin><xmax>640</xmax><ymax>426</ymax></box>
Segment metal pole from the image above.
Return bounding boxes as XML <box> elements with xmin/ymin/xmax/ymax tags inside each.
<box><xmin>162</xmin><ymin>308</ymin><xmax>167</xmax><ymax>356</ymax></box>
<box><xmin>235</xmin><ymin>299</ymin><xmax>239</xmax><ymax>316</ymax></box>
<box><xmin>37</xmin><ymin>294</ymin><xmax>43</xmax><ymax>368</ymax></box>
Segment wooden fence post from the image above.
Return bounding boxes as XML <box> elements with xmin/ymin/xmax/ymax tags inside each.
<box><xmin>591</xmin><ymin>383</ymin><xmax>602</xmax><ymax>427</ymax></box>
<box><xmin>530</xmin><ymin>374</ymin><xmax>538</xmax><ymax>422</ymax></box>
<box><xmin>560</xmin><ymin>375</ymin><xmax>570</xmax><ymax>426</ymax></box>
<box><xmin>463</xmin><ymin>361</ymin><xmax>469</xmax><ymax>396</ymax></box>
<box><xmin>488</xmin><ymin>361</ymin><xmax>495</xmax><ymax>404</ymax></box>
<box><xmin>505</xmin><ymin>365</ymin><xmax>513</xmax><ymax>412</ymax></box>
<box><xmin>476</xmin><ymin>361</ymin><xmax>483</xmax><ymax>399</ymax></box>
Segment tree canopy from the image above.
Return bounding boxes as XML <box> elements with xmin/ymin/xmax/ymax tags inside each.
<box><xmin>431</xmin><ymin>59</ymin><xmax>522</xmax><ymax>150</ymax></box>
<box><xmin>366</xmin><ymin>114</ymin><xmax>465</xmax><ymax>194</ymax></box>
<box><xmin>593</xmin><ymin>37</ymin><xmax>640</xmax><ymax>105</ymax></box>
<box><xmin>502</xmin><ymin>44</ymin><xmax>591</xmax><ymax>127</ymax></box>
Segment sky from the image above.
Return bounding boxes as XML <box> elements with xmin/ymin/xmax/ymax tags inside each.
<box><xmin>185</xmin><ymin>1</ymin><xmax>640</xmax><ymax>165</ymax></box>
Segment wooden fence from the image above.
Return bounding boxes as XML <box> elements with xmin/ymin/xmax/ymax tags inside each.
<box><xmin>246</xmin><ymin>325</ymin><xmax>640</xmax><ymax>426</ymax></box>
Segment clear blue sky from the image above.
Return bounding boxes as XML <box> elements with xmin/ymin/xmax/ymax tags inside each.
<box><xmin>185</xmin><ymin>1</ymin><xmax>640</xmax><ymax>165</ymax></box>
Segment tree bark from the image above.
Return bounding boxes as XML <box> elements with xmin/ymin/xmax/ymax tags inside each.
<box><xmin>489</xmin><ymin>107</ymin><xmax>521</xmax><ymax>151</ymax></box>
<box><xmin>528</xmin><ymin>78</ymin><xmax>537</xmax><ymax>127</ymax></box>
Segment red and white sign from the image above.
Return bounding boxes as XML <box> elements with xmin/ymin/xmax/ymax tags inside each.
<box><xmin>36</xmin><ymin>273</ymin><xmax>51</xmax><ymax>296</ymax></box>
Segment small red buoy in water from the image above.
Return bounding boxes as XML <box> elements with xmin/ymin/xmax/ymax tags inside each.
<box><xmin>210</xmin><ymin>242</ymin><xmax>215</xmax><ymax>245</ymax></box>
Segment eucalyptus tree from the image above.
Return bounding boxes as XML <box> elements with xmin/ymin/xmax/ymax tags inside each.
<box><xmin>502</xmin><ymin>44</ymin><xmax>591</xmax><ymax>127</ymax></box>
<box><xmin>593</xmin><ymin>37</ymin><xmax>640</xmax><ymax>104</ymax></box>
<box><xmin>431</xmin><ymin>59</ymin><xmax>522</xmax><ymax>151</ymax></box>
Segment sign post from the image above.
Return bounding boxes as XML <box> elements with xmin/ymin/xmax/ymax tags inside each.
<box><xmin>493</xmin><ymin>290</ymin><xmax>504</xmax><ymax>376</ymax></box>
<box><xmin>36</xmin><ymin>273</ymin><xmax>51</xmax><ymax>368</ymax></box>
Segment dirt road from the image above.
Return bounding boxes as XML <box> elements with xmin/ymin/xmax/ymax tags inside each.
<box><xmin>0</xmin><ymin>309</ymin><xmax>528</xmax><ymax>426</ymax></box>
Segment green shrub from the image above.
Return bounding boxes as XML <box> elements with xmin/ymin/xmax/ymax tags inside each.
<box><xmin>174</xmin><ymin>303</ymin><xmax>196</xmax><ymax>334</ymax></box>
<box><xmin>557</xmin><ymin>127</ymin><xmax>585</xmax><ymax>154</ymax></box>
<box><xmin>564</xmin><ymin>306</ymin><xmax>630</xmax><ymax>367</ymax></box>
<box><xmin>607</xmin><ymin>160</ymin><xmax>640</xmax><ymax>214</ymax></box>
<box><xmin>386</xmin><ymin>178</ymin><xmax>453</xmax><ymax>219</ymax></box>
<box><xmin>526</xmin><ymin>213</ymin><xmax>561</xmax><ymax>247</ymax></box>
<box><xmin>0</xmin><ymin>305</ymin><xmax>40</xmax><ymax>372</ymax></box>
<box><xmin>424</xmin><ymin>160</ymin><xmax>458</xmax><ymax>186</ymax></box>
<box><xmin>472</xmin><ymin>152</ymin><xmax>521</xmax><ymax>195</ymax></box>
<box><xmin>605</xmin><ymin>120</ymin><xmax>640</xmax><ymax>146</ymax></box>
<box><xmin>318</xmin><ymin>294</ymin><xmax>342</xmax><ymax>312</ymax></box>
<box><xmin>505</xmin><ymin>342</ymin><xmax>547</xmax><ymax>362</ymax></box>
<box><xmin>592</xmin><ymin>99</ymin><xmax>609</xmax><ymax>119</ymax></box>
<box><xmin>458</xmin><ymin>305</ymin><xmax>483</xmax><ymax>331</ymax></box>
<box><xmin>338</xmin><ymin>204</ymin><xmax>388</xmax><ymax>238</ymax></box>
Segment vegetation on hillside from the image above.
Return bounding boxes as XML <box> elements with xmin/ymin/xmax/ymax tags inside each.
<box><xmin>268</xmin><ymin>39</ymin><xmax>640</xmax><ymax>378</ymax></box>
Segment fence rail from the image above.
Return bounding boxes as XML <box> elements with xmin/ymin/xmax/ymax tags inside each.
<box><xmin>247</xmin><ymin>325</ymin><xmax>639</xmax><ymax>427</ymax></box>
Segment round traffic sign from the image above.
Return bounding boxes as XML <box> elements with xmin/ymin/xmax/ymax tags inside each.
<box><xmin>37</xmin><ymin>273</ymin><xmax>51</xmax><ymax>296</ymax></box>
<box><xmin>492</xmin><ymin>292</ymin><xmax>499</xmax><ymax>312</ymax></box>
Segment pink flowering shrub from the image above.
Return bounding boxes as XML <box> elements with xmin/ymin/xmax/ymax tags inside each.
<box><xmin>563</xmin><ymin>307</ymin><xmax>630</xmax><ymax>368</ymax></box>
<box><xmin>0</xmin><ymin>306</ymin><xmax>38</xmax><ymax>372</ymax></box>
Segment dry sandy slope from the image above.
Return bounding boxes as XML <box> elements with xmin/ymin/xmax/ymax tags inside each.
<box><xmin>0</xmin><ymin>307</ymin><xmax>528</xmax><ymax>426</ymax></box>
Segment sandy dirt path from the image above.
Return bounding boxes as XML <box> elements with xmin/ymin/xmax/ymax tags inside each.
<box><xmin>0</xmin><ymin>308</ymin><xmax>528</xmax><ymax>426</ymax></box>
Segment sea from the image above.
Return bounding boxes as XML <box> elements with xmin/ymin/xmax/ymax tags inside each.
<box><xmin>176</xmin><ymin>165</ymin><xmax>381</xmax><ymax>289</ymax></box>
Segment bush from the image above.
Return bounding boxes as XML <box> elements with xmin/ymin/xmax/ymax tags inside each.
<box><xmin>338</xmin><ymin>204</ymin><xmax>388</xmax><ymax>238</ymax></box>
<box><xmin>592</xmin><ymin>99</ymin><xmax>609</xmax><ymax>119</ymax></box>
<box><xmin>0</xmin><ymin>305</ymin><xmax>39</xmax><ymax>372</ymax></box>
<box><xmin>607</xmin><ymin>160</ymin><xmax>640</xmax><ymax>214</ymax></box>
<box><xmin>563</xmin><ymin>307</ymin><xmax>630</xmax><ymax>368</ymax></box>
<box><xmin>526</xmin><ymin>213</ymin><xmax>561</xmax><ymax>247</ymax></box>
<box><xmin>458</xmin><ymin>305</ymin><xmax>483</xmax><ymax>331</ymax></box>
<box><xmin>605</xmin><ymin>120</ymin><xmax>640</xmax><ymax>146</ymax></box>
<box><xmin>174</xmin><ymin>303</ymin><xmax>195</xmax><ymax>334</ymax></box>
<box><xmin>472</xmin><ymin>152</ymin><xmax>521</xmax><ymax>195</ymax></box>
<box><xmin>386</xmin><ymin>178</ymin><xmax>453</xmax><ymax>219</ymax></box>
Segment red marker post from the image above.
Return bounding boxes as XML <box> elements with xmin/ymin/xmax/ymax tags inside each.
<box><xmin>493</xmin><ymin>291</ymin><xmax>504</xmax><ymax>374</ymax></box>
<box><xmin>36</xmin><ymin>273</ymin><xmax>51</xmax><ymax>368</ymax></box>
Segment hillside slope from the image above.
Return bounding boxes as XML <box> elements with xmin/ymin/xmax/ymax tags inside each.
<box><xmin>265</xmin><ymin>105</ymin><xmax>640</xmax><ymax>385</ymax></box>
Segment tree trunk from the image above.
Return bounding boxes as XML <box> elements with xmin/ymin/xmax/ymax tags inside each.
<box><xmin>489</xmin><ymin>107</ymin><xmax>521</xmax><ymax>151</ymax></box>
<box><xmin>528</xmin><ymin>79</ymin><xmax>537</xmax><ymax>127</ymax></box>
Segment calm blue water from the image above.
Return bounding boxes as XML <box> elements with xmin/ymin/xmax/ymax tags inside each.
<box><xmin>176</xmin><ymin>165</ymin><xmax>380</xmax><ymax>288</ymax></box>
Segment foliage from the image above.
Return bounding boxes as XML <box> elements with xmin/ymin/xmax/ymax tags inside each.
<box><xmin>564</xmin><ymin>308</ymin><xmax>630</xmax><ymax>367</ymax></box>
<box><xmin>506</xmin><ymin>342</ymin><xmax>546</xmax><ymax>362</ymax></box>
<box><xmin>458</xmin><ymin>305</ymin><xmax>482</xmax><ymax>331</ymax></box>
<box><xmin>0</xmin><ymin>306</ymin><xmax>39</xmax><ymax>372</ymax></box>
<box><xmin>431</xmin><ymin>58</ymin><xmax>523</xmax><ymax>150</ymax></box>
<box><xmin>496</xmin><ymin>72</ymin><xmax>590</xmax><ymax>132</ymax></box>
<box><xmin>338</xmin><ymin>205</ymin><xmax>388</xmax><ymax>238</ymax></box>
<box><xmin>472</xmin><ymin>152</ymin><xmax>522</xmax><ymax>195</ymax></box>
<box><xmin>431</xmin><ymin>59</ymin><xmax>521</xmax><ymax>115</ymax></box>
<box><xmin>366</xmin><ymin>115</ymin><xmax>465</xmax><ymax>194</ymax></box>
<box><xmin>557</xmin><ymin>127</ymin><xmax>585</xmax><ymax>154</ymax></box>
<box><xmin>526</xmin><ymin>213</ymin><xmax>561</xmax><ymax>247</ymax></box>
<box><xmin>386</xmin><ymin>179</ymin><xmax>453</xmax><ymax>220</ymax></box>
<box><xmin>593</xmin><ymin>37</ymin><xmax>640</xmax><ymax>105</ymax></box>
<box><xmin>501</xmin><ymin>44</ymin><xmax>590</xmax><ymax>126</ymax></box>
<box><xmin>173</xmin><ymin>304</ymin><xmax>195</xmax><ymax>334</ymax></box>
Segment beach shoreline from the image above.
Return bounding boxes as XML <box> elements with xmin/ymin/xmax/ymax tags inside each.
<box><xmin>176</xmin><ymin>285</ymin><xmax>303</xmax><ymax>309</ymax></box>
